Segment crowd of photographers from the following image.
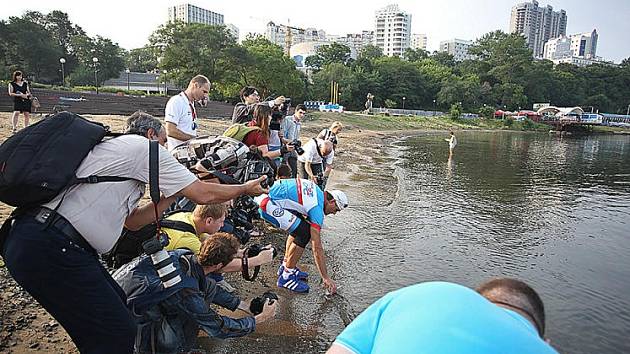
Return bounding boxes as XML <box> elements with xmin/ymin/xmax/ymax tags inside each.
<box><xmin>106</xmin><ymin>76</ymin><xmax>348</xmax><ymax>352</ymax></box>
<box><xmin>1</xmin><ymin>73</ymin><xmax>557</xmax><ymax>354</ymax></box>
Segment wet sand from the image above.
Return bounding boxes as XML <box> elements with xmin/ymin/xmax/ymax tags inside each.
<box><xmin>0</xmin><ymin>111</ymin><xmax>405</xmax><ymax>353</ymax></box>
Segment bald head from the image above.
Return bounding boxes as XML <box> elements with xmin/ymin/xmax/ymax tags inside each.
<box><xmin>477</xmin><ymin>278</ymin><xmax>546</xmax><ymax>337</ymax></box>
<box><xmin>319</xmin><ymin>140</ymin><xmax>334</xmax><ymax>156</ymax></box>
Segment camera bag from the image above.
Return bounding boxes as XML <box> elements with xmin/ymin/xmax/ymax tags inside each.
<box><xmin>0</xmin><ymin>111</ymin><xmax>130</xmax><ymax>207</ymax></box>
<box><xmin>222</xmin><ymin>124</ymin><xmax>261</xmax><ymax>142</ymax></box>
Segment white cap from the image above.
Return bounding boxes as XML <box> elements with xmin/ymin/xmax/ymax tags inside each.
<box><xmin>328</xmin><ymin>190</ymin><xmax>348</xmax><ymax>211</ymax></box>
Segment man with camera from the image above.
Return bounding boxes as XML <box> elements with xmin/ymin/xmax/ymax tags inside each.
<box><xmin>297</xmin><ymin>138</ymin><xmax>334</xmax><ymax>189</ymax></box>
<box><xmin>282</xmin><ymin>104</ymin><xmax>306</xmax><ymax>178</ymax></box>
<box><xmin>164</xmin><ymin>75</ymin><xmax>210</xmax><ymax>151</ymax></box>
<box><xmin>1</xmin><ymin>111</ymin><xmax>268</xmax><ymax>354</ymax></box>
<box><xmin>113</xmin><ymin>233</ymin><xmax>277</xmax><ymax>353</ymax></box>
<box><xmin>257</xmin><ymin>178</ymin><xmax>348</xmax><ymax>294</ymax></box>
<box><xmin>163</xmin><ymin>203</ymin><xmax>274</xmax><ymax>277</ymax></box>
<box><xmin>232</xmin><ymin>86</ymin><xmax>286</xmax><ymax>124</ymax></box>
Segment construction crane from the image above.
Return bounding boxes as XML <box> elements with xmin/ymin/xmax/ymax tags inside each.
<box><xmin>282</xmin><ymin>19</ymin><xmax>304</xmax><ymax>57</ymax></box>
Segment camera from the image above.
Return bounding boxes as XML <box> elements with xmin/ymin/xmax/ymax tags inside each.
<box><xmin>315</xmin><ymin>172</ymin><xmax>326</xmax><ymax>187</ymax></box>
<box><xmin>249</xmin><ymin>291</ymin><xmax>279</xmax><ymax>315</ymax></box>
<box><xmin>242</xmin><ymin>159</ymin><xmax>275</xmax><ymax>188</ymax></box>
<box><xmin>246</xmin><ymin>244</ymin><xmax>278</xmax><ymax>258</ymax></box>
<box><xmin>142</xmin><ymin>233</ymin><xmax>181</xmax><ymax>288</ymax></box>
<box><xmin>289</xmin><ymin>139</ymin><xmax>304</xmax><ymax>155</ymax></box>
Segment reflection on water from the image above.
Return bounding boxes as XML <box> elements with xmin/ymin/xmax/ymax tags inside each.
<box><xmin>327</xmin><ymin>131</ymin><xmax>630</xmax><ymax>354</ymax></box>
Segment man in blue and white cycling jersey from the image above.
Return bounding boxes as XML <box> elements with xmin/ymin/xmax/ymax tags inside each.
<box><xmin>256</xmin><ymin>178</ymin><xmax>348</xmax><ymax>294</ymax></box>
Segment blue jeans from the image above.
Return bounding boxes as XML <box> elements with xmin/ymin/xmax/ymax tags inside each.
<box><xmin>2</xmin><ymin>216</ymin><xmax>136</xmax><ymax>354</ymax></box>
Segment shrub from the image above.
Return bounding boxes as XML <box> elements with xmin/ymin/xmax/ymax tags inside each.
<box><xmin>384</xmin><ymin>99</ymin><xmax>397</xmax><ymax>108</ymax></box>
<box><xmin>522</xmin><ymin>118</ymin><xmax>535</xmax><ymax>130</ymax></box>
<box><xmin>449</xmin><ymin>103</ymin><xmax>462</xmax><ymax>120</ymax></box>
<box><xmin>503</xmin><ymin>116</ymin><xmax>514</xmax><ymax>127</ymax></box>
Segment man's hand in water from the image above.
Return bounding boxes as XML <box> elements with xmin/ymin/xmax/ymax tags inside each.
<box><xmin>323</xmin><ymin>277</ymin><xmax>337</xmax><ymax>295</ymax></box>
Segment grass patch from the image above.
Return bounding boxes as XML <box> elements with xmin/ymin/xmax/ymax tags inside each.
<box><xmin>306</xmin><ymin>112</ymin><xmax>549</xmax><ymax>132</ymax></box>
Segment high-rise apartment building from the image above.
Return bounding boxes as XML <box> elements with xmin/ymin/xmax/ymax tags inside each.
<box><xmin>410</xmin><ymin>33</ymin><xmax>428</xmax><ymax>50</ymax></box>
<box><xmin>327</xmin><ymin>31</ymin><xmax>375</xmax><ymax>58</ymax></box>
<box><xmin>374</xmin><ymin>4</ymin><xmax>412</xmax><ymax>57</ymax></box>
<box><xmin>168</xmin><ymin>3</ymin><xmax>224</xmax><ymax>26</ymax></box>
<box><xmin>509</xmin><ymin>0</ymin><xmax>567</xmax><ymax>57</ymax></box>
<box><xmin>226</xmin><ymin>23</ymin><xmax>240</xmax><ymax>41</ymax></box>
<box><xmin>265</xmin><ymin>22</ymin><xmax>326</xmax><ymax>49</ymax></box>
<box><xmin>439</xmin><ymin>39</ymin><xmax>475</xmax><ymax>61</ymax></box>
<box><xmin>543</xmin><ymin>29</ymin><xmax>598</xmax><ymax>60</ymax></box>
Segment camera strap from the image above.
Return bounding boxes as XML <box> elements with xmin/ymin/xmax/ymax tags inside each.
<box><xmin>149</xmin><ymin>140</ymin><xmax>161</xmax><ymax>238</ymax></box>
<box><xmin>241</xmin><ymin>247</ymin><xmax>261</xmax><ymax>281</ymax></box>
<box><xmin>313</xmin><ymin>138</ymin><xmax>324</xmax><ymax>159</ymax></box>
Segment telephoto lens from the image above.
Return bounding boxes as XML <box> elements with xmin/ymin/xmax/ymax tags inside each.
<box><xmin>142</xmin><ymin>236</ymin><xmax>181</xmax><ymax>288</ymax></box>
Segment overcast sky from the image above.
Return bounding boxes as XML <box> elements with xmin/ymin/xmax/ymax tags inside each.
<box><xmin>1</xmin><ymin>0</ymin><xmax>628</xmax><ymax>62</ymax></box>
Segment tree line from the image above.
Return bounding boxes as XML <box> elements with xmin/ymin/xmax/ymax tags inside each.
<box><xmin>1</xmin><ymin>10</ymin><xmax>629</xmax><ymax>114</ymax></box>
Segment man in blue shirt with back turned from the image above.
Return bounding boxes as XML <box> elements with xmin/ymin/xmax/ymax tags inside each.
<box><xmin>327</xmin><ymin>278</ymin><xmax>558</xmax><ymax>354</ymax></box>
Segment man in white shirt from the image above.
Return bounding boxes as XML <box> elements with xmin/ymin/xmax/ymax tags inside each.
<box><xmin>164</xmin><ymin>75</ymin><xmax>210</xmax><ymax>150</ymax></box>
<box><xmin>1</xmin><ymin>111</ymin><xmax>267</xmax><ymax>354</ymax></box>
<box><xmin>297</xmin><ymin>138</ymin><xmax>334</xmax><ymax>188</ymax></box>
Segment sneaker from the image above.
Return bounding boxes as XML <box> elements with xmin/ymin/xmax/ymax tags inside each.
<box><xmin>277</xmin><ymin>264</ymin><xmax>308</xmax><ymax>280</ymax></box>
<box><xmin>216</xmin><ymin>279</ymin><xmax>236</xmax><ymax>293</ymax></box>
<box><xmin>277</xmin><ymin>272</ymin><xmax>309</xmax><ymax>293</ymax></box>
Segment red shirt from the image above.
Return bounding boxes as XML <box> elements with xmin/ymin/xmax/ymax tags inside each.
<box><xmin>242</xmin><ymin>122</ymin><xmax>268</xmax><ymax>147</ymax></box>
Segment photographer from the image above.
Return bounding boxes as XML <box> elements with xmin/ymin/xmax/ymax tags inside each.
<box><xmin>113</xmin><ymin>233</ymin><xmax>277</xmax><ymax>353</ymax></box>
<box><xmin>163</xmin><ymin>203</ymin><xmax>274</xmax><ymax>276</ymax></box>
<box><xmin>1</xmin><ymin>111</ymin><xmax>267</xmax><ymax>354</ymax></box>
<box><xmin>232</xmin><ymin>86</ymin><xmax>285</xmax><ymax>124</ymax></box>
<box><xmin>165</xmin><ymin>75</ymin><xmax>209</xmax><ymax>151</ymax></box>
<box><xmin>281</xmin><ymin>104</ymin><xmax>306</xmax><ymax>177</ymax></box>
<box><xmin>297</xmin><ymin>138</ymin><xmax>334</xmax><ymax>188</ymax></box>
<box><xmin>239</xmin><ymin>104</ymin><xmax>294</xmax><ymax>160</ymax></box>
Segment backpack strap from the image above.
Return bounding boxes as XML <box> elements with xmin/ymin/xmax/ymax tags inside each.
<box><xmin>149</xmin><ymin>140</ymin><xmax>161</xmax><ymax>236</ymax></box>
<box><xmin>159</xmin><ymin>220</ymin><xmax>196</xmax><ymax>235</ymax></box>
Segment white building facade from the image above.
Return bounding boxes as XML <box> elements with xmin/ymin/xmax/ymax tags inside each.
<box><xmin>168</xmin><ymin>3</ymin><xmax>224</xmax><ymax>26</ymax></box>
<box><xmin>543</xmin><ymin>29</ymin><xmax>600</xmax><ymax>66</ymax></box>
<box><xmin>374</xmin><ymin>4</ymin><xmax>412</xmax><ymax>57</ymax></box>
<box><xmin>439</xmin><ymin>39</ymin><xmax>475</xmax><ymax>61</ymax></box>
<box><xmin>410</xmin><ymin>33</ymin><xmax>428</xmax><ymax>50</ymax></box>
<box><xmin>509</xmin><ymin>0</ymin><xmax>567</xmax><ymax>58</ymax></box>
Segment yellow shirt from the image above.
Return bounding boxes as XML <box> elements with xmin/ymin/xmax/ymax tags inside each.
<box><xmin>163</xmin><ymin>212</ymin><xmax>205</xmax><ymax>254</ymax></box>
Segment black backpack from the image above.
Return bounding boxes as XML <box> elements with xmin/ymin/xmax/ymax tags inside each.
<box><xmin>103</xmin><ymin>211</ymin><xmax>197</xmax><ymax>269</ymax></box>
<box><xmin>0</xmin><ymin>111</ymin><xmax>129</xmax><ymax>207</ymax></box>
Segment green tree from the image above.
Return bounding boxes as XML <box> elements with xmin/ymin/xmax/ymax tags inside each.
<box><xmin>358</xmin><ymin>44</ymin><xmax>383</xmax><ymax>60</ymax></box>
<box><xmin>238</xmin><ymin>35</ymin><xmax>305</xmax><ymax>100</ymax></box>
<box><xmin>4</xmin><ymin>16</ymin><xmax>64</xmax><ymax>83</ymax></box>
<box><xmin>126</xmin><ymin>46</ymin><xmax>158</xmax><ymax>72</ymax></box>
<box><xmin>305</xmin><ymin>42</ymin><xmax>352</xmax><ymax>71</ymax></box>
<box><xmin>150</xmin><ymin>21</ymin><xmax>238</xmax><ymax>88</ymax></box>
<box><xmin>404</xmin><ymin>48</ymin><xmax>429</xmax><ymax>62</ymax></box>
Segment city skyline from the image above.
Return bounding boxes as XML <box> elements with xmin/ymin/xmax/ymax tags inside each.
<box><xmin>1</xmin><ymin>0</ymin><xmax>629</xmax><ymax>62</ymax></box>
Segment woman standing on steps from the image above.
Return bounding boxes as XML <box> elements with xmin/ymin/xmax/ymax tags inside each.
<box><xmin>8</xmin><ymin>70</ymin><xmax>32</xmax><ymax>134</ymax></box>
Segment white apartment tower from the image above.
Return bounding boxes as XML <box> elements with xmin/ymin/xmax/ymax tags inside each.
<box><xmin>374</xmin><ymin>4</ymin><xmax>412</xmax><ymax>57</ymax></box>
<box><xmin>439</xmin><ymin>39</ymin><xmax>475</xmax><ymax>61</ymax></box>
<box><xmin>411</xmin><ymin>33</ymin><xmax>428</xmax><ymax>51</ymax></box>
<box><xmin>509</xmin><ymin>0</ymin><xmax>567</xmax><ymax>57</ymax></box>
<box><xmin>168</xmin><ymin>3</ymin><xmax>224</xmax><ymax>26</ymax></box>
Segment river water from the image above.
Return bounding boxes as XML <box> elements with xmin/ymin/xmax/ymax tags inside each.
<box><xmin>325</xmin><ymin>131</ymin><xmax>630</xmax><ymax>354</ymax></box>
